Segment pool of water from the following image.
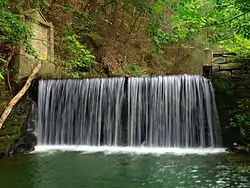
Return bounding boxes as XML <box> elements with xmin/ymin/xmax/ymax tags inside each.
<box><xmin>0</xmin><ymin>151</ymin><xmax>249</xmax><ymax>188</ymax></box>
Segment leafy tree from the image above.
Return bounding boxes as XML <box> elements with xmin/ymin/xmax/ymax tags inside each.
<box><xmin>229</xmin><ymin>99</ymin><xmax>250</xmax><ymax>143</ymax></box>
<box><xmin>147</xmin><ymin>0</ymin><xmax>250</xmax><ymax>53</ymax></box>
<box><xmin>63</xmin><ymin>34</ymin><xmax>95</xmax><ymax>73</ymax></box>
<box><xmin>219</xmin><ymin>34</ymin><xmax>250</xmax><ymax>57</ymax></box>
<box><xmin>0</xmin><ymin>0</ymin><xmax>35</xmax><ymax>80</ymax></box>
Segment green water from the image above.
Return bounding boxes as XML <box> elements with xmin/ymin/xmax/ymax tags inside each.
<box><xmin>0</xmin><ymin>152</ymin><xmax>249</xmax><ymax>188</ymax></box>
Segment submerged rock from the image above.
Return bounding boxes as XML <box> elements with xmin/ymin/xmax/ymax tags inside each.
<box><xmin>227</xmin><ymin>142</ymin><xmax>250</xmax><ymax>155</ymax></box>
<box><xmin>0</xmin><ymin>130</ymin><xmax>37</xmax><ymax>158</ymax></box>
<box><xmin>12</xmin><ymin>131</ymin><xmax>37</xmax><ymax>156</ymax></box>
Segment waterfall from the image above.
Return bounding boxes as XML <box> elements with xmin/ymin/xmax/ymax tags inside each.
<box><xmin>37</xmin><ymin>75</ymin><xmax>221</xmax><ymax>148</ymax></box>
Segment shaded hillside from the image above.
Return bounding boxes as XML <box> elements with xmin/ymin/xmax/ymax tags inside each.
<box><xmin>41</xmin><ymin>1</ymin><xmax>203</xmax><ymax>77</ymax></box>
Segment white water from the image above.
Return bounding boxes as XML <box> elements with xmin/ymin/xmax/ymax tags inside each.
<box><xmin>37</xmin><ymin>75</ymin><xmax>221</xmax><ymax>149</ymax></box>
<box><xmin>34</xmin><ymin>145</ymin><xmax>226</xmax><ymax>155</ymax></box>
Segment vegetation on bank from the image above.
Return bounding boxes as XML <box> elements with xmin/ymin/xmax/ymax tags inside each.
<box><xmin>0</xmin><ymin>0</ymin><xmax>249</xmax><ymax>153</ymax></box>
<box><xmin>0</xmin><ymin>0</ymin><xmax>38</xmax><ymax>80</ymax></box>
<box><xmin>0</xmin><ymin>0</ymin><xmax>249</xmax><ymax>78</ymax></box>
<box><xmin>0</xmin><ymin>80</ymin><xmax>33</xmax><ymax>156</ymax></box>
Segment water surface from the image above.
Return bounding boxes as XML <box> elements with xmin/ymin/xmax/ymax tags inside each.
<box><xmin>0</xmin><ymin>152</ymin><xmax>249</xmax><ymax>188</ymax></box>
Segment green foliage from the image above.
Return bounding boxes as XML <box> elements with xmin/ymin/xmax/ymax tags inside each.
<box><xmin>133</xmin><ymin>1</ymin><xmax>154</xmax><ymax>14</ymax></box>
<box><xmin>230</xmin><ymin>99</ymin><xmax>250</xmax><ymax>141</ymax></box>
<box><xmin>145</xmin><ymin>0</ymin><xmax>250</xmax><ymax>54</ymax></box>
<box><xmin>219</xmin><ymin>34</ymin><xmax>250</xmax><ymax>57</ymax></box>
<box><xmin>124</xmin><ymin>56</ymin><xmax>144</xmax><ymax>76</ymax></box>
<box><xmin>230</xmin><ymin>114</ymin><xmax>250</xmax><ymax>139</ymax></box>
<box><xmin>60</xmin><ymin>7</ymin><xmax>99</xmax><ymax>75</ymax></box>
<box><xmin>60</xmin><ymin>4</ymin><xmax>99</xmax><ymax>39</ymax></box>
<box><xmin>81</xmin><ymin>0</ymin><xmax>249</xmax><ymax>57</ymax></box>
<box><xmin>0</xmin><ymin>0</ymin><xmax>37</xmax><ymax>80</ymax></box>
<box><xmin>33</xmin><ymin>0</ymin><xmax>50</xmax><ymax>8</ymax></box>
<box><xmin>0</xmin><ymin>68</ymin><xmax>5</xmax><ymax>80</ymax></box>
<box><xmin>0</xmin><ymin>58</ymin><xmax>7</xmax><ymax>80</ymax></box>
<box><xmin>72</xmin><ymin>13</ymin><xmax>102</xmax><ymax>42</ymax></box>
<box><xmin>169</xmin><ymin>0</ymin><xmax>249</xmax><ymax>40</ymax></box>
<box><xmin>146</xmin><ymin>1</ymin><xmax>172</xmax><ymax>54</ymax></box>
<box><xmin>63</xmin><ymin>34</ymin><xmax>95</xmax><ymax>73</ymax></box>
<box><xmin>218</xmin><ymin>80</ymin><xmax>237</xmax><ymax>97</ymax></box>
<box><xmin>0</xmin><ymin>0</ymin><xmax>33</xmax><ymax>46</ymax></box>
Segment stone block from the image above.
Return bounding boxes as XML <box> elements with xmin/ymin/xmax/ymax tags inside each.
<box><xmin>10</xmin><ymin>54</ymin><xmax>56</xmax><ymax>82</ymax></box>
<box><xmin>10</xmin><ymin>9</ymin><xmax>55</xmax><ymax>83</ymax></box>
<box><xmin>214</xmin><ymin>63</ymin><xmax>242</xmax><ymax>72</ymax></box>
<box><xmin>213</xmin><ymin>71</ymin><xmax>232</xmax><ymax>78</ymax></box>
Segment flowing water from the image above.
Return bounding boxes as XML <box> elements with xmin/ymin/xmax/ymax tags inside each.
<box><xmin>1</xmin><ymin>75</ymin><xmax>249</xmax><ymax>187</ymax></box>
<box><xmin>37</xmin><ymin>75</ymin><xmax>221</xmax><ymax>148</ymax></box>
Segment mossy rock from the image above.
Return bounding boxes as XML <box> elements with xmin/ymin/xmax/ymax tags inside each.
<box><xmin>0</xmin><ymin>80</ymin><xmax>32</xmax><ymax>157</ymax></box>
<box><xmin>247</xmin><ymin>144</ymin><xmax>250</xmax><ymax>152</ymax></box>
<box><xmin>0</xmin><ymin>126</ymin><xmax>24</xmax><ymax>157</ymax></box>
<box><xmin>0</xmin><ymin>135</ymin><xmax>12</xmax><ymax>154</ymax></box>
<box><xmin>0</xmin><ymin>126</ymin><xmax>19</xmax><ymax>136</ymax></box>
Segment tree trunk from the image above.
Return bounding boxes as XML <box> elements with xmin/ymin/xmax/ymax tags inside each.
<box><xmin>0</xmin><ymin>62</ymin><xmax>42</xmax><ymax>130</ymax></box>
<box><xmin>5</xmin><ymin>47</ymin><xmax>16</xmax><ymax>93</ymax></box>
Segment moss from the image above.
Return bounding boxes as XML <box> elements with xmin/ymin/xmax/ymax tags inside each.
<box><xmin>0</xmin><ymin>135</ymin><xmax>12</xmax><ymax>154</ymax></box>
<box><xmin>5</xmin><ymin>109</ymin><xmax>23</xmax><ymax>127</ymax></box>
<box><xmin>11</xmin><ymin>126</ymin><xmax>22</xmax><ymax>140</ymax></box>
<box><xmin>0</xmin><ymin>125</ymin><xmax>22</xmax><ymax>154</ymax></box>
<box><xmin>0</xmin><ymin>81</ymin><xmax>30</xmax><ymax>156</ymax></box>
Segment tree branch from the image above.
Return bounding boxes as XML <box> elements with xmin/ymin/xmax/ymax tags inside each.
<box><xmin>129</xmin><ymin>10</ymin><xmax>144</xmax><ymax>34</ymax></box>
<box><xmin>189</xmin><ymin>10</ymin><xmax>250</xmax><ymax>29</ymax></box>
<box><xmin>212</xmin><ymin>10</ymin><xmax>250</xmax><ymax>27</ymax></box>
<box><xmin>0</xmin><ymin>61</ymin><xmax>42</xmax><ymax>130</ymax></box>
<box><xmin>5</xmin><ymin>48</ymin><xmax>16</xmax><ymax>93</ymax></box>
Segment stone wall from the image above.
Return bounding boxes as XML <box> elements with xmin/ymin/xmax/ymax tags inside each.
<box><xmin>213</xmin><ymin>51</ymin><xmax>250</xmax><ymax>98</ymax></box>
<box><xmin>9</xmin><ymin>9</ymin><xmax>62</xmax><ymax>83</ymax></box>
<box><xmin>212</xmin><ymin>51</ymin><xmax>250</xmax><ymax>146</ymax></box>
<box><xmin>25</xmin><ymin>10</ymin><xmax>54</xmax><ymax>61</ymax></box>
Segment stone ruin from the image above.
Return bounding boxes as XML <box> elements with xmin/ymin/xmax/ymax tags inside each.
<box><xmin>10</xmin><ymin>9</ymin><xmax>58</xmax><ymax>83</ymax></box>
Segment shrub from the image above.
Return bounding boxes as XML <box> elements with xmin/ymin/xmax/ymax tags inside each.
<box><xmin>63</xmin><ymin>34</ymin><xmax>95</xmax><ymax>73</ymax></box>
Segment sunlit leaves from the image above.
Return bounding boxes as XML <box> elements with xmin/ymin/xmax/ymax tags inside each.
<box><xmin>134</xmin><ymin>1</ymin><xmax>153</xmax><ymax>14</ymax></box>
<box><xmin>63</xmin><ymin>34</ymin><xmax>95</xmax><ymax>73</ymax></box>
<box><xmin>146</xmin><ymin>0</ymin><xmax>249</xmax><ymax>54</ymax></box>
<box><xmin>219</xmin><ymin>33</ymin><xmax>250</xmax><ymax>57</ymax></box>
<box><xmin>0</xmin><ymin>58</ymin><xmax>7</xmax><ymax>80</ymax></box>
<box><xmin>0</xmin><ymin>0</ymin><xmax>36</xmax><ymax>80</ymax></box>
<box><xmin>169</xmin><ymin>0</ymin><xmax>250</xmax><ymax>40</ymax></box>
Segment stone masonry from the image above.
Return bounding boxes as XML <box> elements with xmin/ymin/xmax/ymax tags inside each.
<box><xmin>10</xmin><ymin>9</ymin><xmax>57</xmax><ymax>83</ymax></box>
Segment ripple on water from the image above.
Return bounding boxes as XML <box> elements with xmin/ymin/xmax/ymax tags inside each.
<box><xmin>0</xmin><ymin>152</ymin><xmax>249</xmax><ymax>188</ymax></box>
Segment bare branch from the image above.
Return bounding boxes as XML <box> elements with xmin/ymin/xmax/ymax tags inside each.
<box><xmin>0</xmin><ymin>61</ymin><xmax>42</xmax><ymax>129</ymax></box>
